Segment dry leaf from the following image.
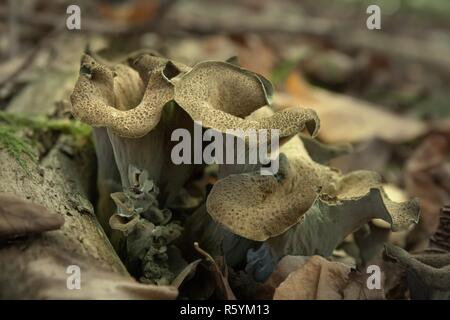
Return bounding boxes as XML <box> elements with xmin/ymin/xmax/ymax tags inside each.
<box><xmin>274</xmin><ymin>73</ymin><xmax>426</xmax><ymax>144</ymax></box>
<box><xmin>166</xmin><ymin>34</ymin><xmax>277</xmax><ymax>77</ymax></box>
<box><xmin>0</xmin><ymin>193</ymin><xmax>64</xmax><ymax>241</ymax></box>
<box><xmin>273</xmin><ymin>256</ymin><xmax>384</xmax><ymax>300</ymax></box>
<box><xmin>171</xmin><ymin>259</ymin><xmax>202</xmax><ymax>288</ymax></box>
<box><xmin>98</xmin><ymin>0</ymin><xmax>159</xmax><ymax>25</ymax></box>
<box><xmin>406</xmin><ymin>134</ymin><xmax>450</xmax><ymax>236</ymax></box>
<box><xmin>0</xmin><ymin>247</ymin><xmax>177</xmax><ymax>300</ymax></box>
<box><xmin>194</xmin><ymin>242</ymin><xmax>236</xmax><ymax>300</ymax></box>
<box><xmin>256</xmin><ymin>255</ymin><xmax>309</xmax><ymax>299</ymax></box>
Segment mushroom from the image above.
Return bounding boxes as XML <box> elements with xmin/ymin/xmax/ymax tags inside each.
<box><xmin>70</xmin><ymin>52</ymin><xmax>319</xmax><ymax>221</ymax></box>
<box><xmin>206</xmin><ymin>108</ymin><xmax>420</xmax><ymax>255</ymax></box>
<box><xmin>70</xmin><ymin>51</ymin><xmax>421</xmax><ymax>285</ymax></box>
<box><xmin>384</xmin><ymin>244</ymin><xmax>450</xmax><ymax>299</ymax></box>
<box><xmin>71</xmin><ymin>53</ymin><xmax>319</xmax><ymax>139</ymax></box>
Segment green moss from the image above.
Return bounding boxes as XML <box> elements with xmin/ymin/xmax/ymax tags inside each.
<box><xmin>0</xmin><ymin>127</ymin><xmax>37</xmax><ymax>172</ymax></box>
<box><xmin>0</xmin><ymin>111</ymin><xmax>92</xmax><ymax>139</ymax></box>
<box><xmin>0</xmin><ymin>111</ymin><xmax>92</xmax><ymax>173</ymax></box>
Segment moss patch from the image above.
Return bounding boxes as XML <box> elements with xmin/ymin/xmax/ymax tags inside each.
<box><xmin>0</xmin><ymin>112</ymin><xmax>92</xmax><ymax>139</ymax></box>
<box><xmin>0</xmin><ymin>127</ymin><xmax>37</xmax><ymax>172</ymax></box>
<box><xmin>0</xmin><ymin>111</ymin><xmax>92</xmax><ymax>173</ymax></box>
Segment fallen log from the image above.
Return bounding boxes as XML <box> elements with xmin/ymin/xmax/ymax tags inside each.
<box><xmin>0</xmin><ymin>33</ymin><xmax>177</xmax><ymax>299</ymax></box>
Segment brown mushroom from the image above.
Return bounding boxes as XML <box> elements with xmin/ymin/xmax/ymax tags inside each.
<box><xmin>70</xmin><ymin>52</ymin><xmax>320</xmax><ymax>220</ymax></box>
<box><xmin>206</xmin><ymin>108</ymin><xmax>420</xmax><ymax>244</ymax></box>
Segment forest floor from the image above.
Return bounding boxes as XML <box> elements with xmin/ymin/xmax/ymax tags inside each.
<box><xmin>0</xmin><ymin>0</ymin><xmax>449</xmax><ymax>299</ymax></box>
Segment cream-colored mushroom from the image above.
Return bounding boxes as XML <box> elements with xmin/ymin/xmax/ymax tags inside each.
<box><xmin>206</xmin><ymin>109</ymin><xmax>420</xmax><ymax>242</ymax></box>
<box><xmin>70</xmin><ymin>53</ymin><xmax>319</xmax><ymax>139</ymax></box>
<box><xmin>70</xmin><ymin>52</ymin><xmax>321</xmax><ymax>225</ymax></box>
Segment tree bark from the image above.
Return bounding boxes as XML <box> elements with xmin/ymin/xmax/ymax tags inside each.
<box><xmin>0</xmin><ymin>34</ymin><xmax>176</xmax><ymax>299</ymax></box>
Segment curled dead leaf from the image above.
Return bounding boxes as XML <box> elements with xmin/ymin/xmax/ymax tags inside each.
<box><xmin>171</xmin><ymin>259</ymin><xmax>202</xmax><ymax>288</ymax></box>
<box><xmin>194</xmin><ymin>242</ymin><xmax>236</xmax><ymax>300</ymax></box>
<box><xmin>275</xmin><ymin>73</ymin><xmax>426</xmax><ymax>144</ymax></box>
<box><xmin>256</xmin><ymin>255</ymin><xmax>309</xmax><ymax>299</ymax></box>
<box><xmin>273</xmin><ymin>255</ymin><xmax>384</xmax><ymax>300</ymax></box>
<box><xmin>0</xmin><ymin>193</ymin><xmax>64</xmax><ymax>241</ymax></box>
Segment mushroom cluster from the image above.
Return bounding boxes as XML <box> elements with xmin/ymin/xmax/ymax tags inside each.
<box><xmin>70</xmin><ymin>51</ymin><xmax>420</xmax><ymax>286</ymax></box>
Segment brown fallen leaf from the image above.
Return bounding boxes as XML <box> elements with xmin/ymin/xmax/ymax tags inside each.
<box><xmin>171</xmin><ymin>259</ymin><xmax>202</xmax><ymax>288</ymax></box>
<box><xmin>0</xmin><ymin>193</ymin><xmax>64</xmax><ymax>241</ymax></box>
<box><xmin>256</xmin><ymin>255</ymin><xmax>309</xmax><ymax>299</ymax></box>
<box><xmin>194</xmin><ymin>242</ymin><xmax>236</xmax><ymax>300</ymax></box>
<box><xmin>274</xmin><ymin>73</ymin><xmax>426</xmax><ymax>144</ymax></box>
<box><xmin>273</xmin><ymin>256</ymin><xmax>384</xmax><ymax>300</ymax></box>
<box><xmin>166</xmin><ymin>34</ymin><xmax>277</xmax><ymax>77</ymax></box>
<box><xmin>98</xmin><ymin>0</ymin><xmax>159</xmax><ymax>25</ymax></box>
<box><xmin>405</xmin><ymin>134</ymin><xmax>450</xmax><ymax>239</ymax></box>
<box><xmin>0</xmin><ymin>247</ymin><xmax>177</xmax><ymax>300</ymax></box>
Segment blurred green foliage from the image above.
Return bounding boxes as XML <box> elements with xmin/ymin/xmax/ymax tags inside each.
<box><xmin>0</xmin><ymin>112</ymin><xmax>92</xmax><ymax>172</ymax></box>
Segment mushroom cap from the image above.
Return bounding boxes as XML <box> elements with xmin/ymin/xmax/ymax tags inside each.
<box><xmin>206</xmin><ymin>111</ymin><xmax>420</xmax><ymax>241</ymax></box>
<box><xmin>70</xmin><ymin>53</ymin><xmax>319</xmax><ymax>139</ymax></box>
<box><xmin>206</xmin><ymin>136</ymin><xmax>332</xmax><ymax>241</ymax></box>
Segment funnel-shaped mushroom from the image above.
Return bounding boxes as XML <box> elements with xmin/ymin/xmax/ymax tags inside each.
<box><xmin>71</xmin><ymin>53</ymin><xmax>319</xmax><ymax>139</ymax></box>
<box><xmin>384</xmin><ymin>244</ymin><xmax>450</xmax><ymax>299</ymax></box>
<box><xmin>206</xmin><ymin>108</ymin><xmax>420</xmax><ymax>245</ymax></box>
<box><xmin>70</xmin><ymin>53</ymin><xmax>320</xmax><ymax>220</ymax></box>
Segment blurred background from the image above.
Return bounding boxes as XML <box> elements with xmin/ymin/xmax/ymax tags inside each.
<box><xmin>0</xmin><ymin>0</ymin><xmax>449</xmax><ymax>251</ymax></box>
